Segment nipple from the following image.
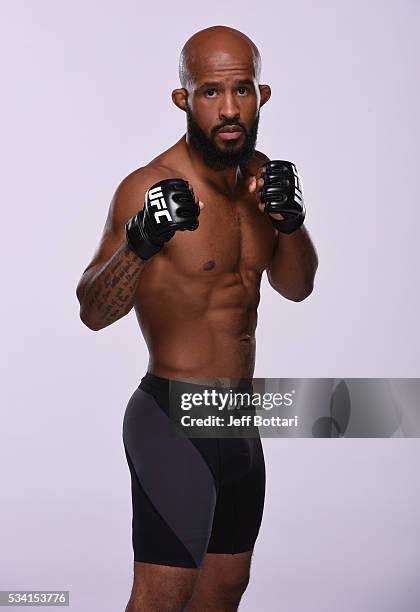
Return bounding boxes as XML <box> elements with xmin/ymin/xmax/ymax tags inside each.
<box><xmin>203</xmin><ymin>260</ymin><xmax>216</xmax><ymax>271</ymax></box>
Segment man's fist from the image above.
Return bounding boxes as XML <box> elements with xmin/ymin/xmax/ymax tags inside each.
<box><xmin>250</xmin><ymin>160</ymin><xmax>306</xmax><ymax>234</ymax></box>
<box><xmin>126</xmin><ymin>178</ymin><xmax>201</xmax><ymax>260</ymax></box>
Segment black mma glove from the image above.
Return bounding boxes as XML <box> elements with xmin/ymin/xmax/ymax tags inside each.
<box><xmin>260</xmin><ymin>160</ymin><xmax>306</xmax><ymax>234</ymax></box>
<box><xmin>125</xmin><ymin>178</ymin><xmax>200</xmax><ymax>260</ymax></box>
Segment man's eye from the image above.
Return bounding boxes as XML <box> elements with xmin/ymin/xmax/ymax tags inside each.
<box><xmin>238</xmin><ymin>87</ymin><xmax>249</xmax><ymax>96</ymax></box>
<box><xmin>205</xmin><ymin>89</ymin><xmax>216</xmax><ymax>97</ymax></box>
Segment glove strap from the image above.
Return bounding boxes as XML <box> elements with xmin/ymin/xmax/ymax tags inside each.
<box><xmin>125</xmin><ymin>210</ymin><xmax>163</xmax><ymax>260</ymax></box>
<box><xmin>269</xmin><ymin>213</ymin><xmax>305</xmax><ymax>234</ymax></box>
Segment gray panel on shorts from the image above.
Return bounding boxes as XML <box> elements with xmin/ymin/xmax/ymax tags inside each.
<box><xmin>123</xmin><ymin>387</ymin><xmax>217</xmax><ymax>566</ymax></box>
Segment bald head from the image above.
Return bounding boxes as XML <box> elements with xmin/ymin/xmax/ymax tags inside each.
<box><xmin>179</xmin><ymin>25</ymin><xmax>261</xmax><ymax>89</ymax></box>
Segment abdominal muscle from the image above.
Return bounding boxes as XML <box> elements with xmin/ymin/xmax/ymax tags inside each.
<box><xmin>134</xmin><ymin>264</ymin><xmax>261</xmax><ymax>382</ymax></box>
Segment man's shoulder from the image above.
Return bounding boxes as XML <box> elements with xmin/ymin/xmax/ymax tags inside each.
<box><xmin>242</xmin><ymin>149</ymin><xmax>270</xmax><ymax>177</ymax></box>
<box><xmin>106</xmin><ymin>155</ymin><xmax>186</xmax><ymax>225</ymax></box>
<box><xmin>122</xmin><ymin>141</ymin><xmax>189</xmax><ymax>189</ymax></box>
<box><xmin>117</xmin><ymin>161</ymin><xmax>186</xmax><ymax>199</ymax></box>
<box><xmin>254</xmin><ymin>149</ymin><xmax>271</xmax><ymax>163</ymax></box>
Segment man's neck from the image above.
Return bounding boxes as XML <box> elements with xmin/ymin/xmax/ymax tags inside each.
<box><xmin>182</xmin><ymin>134</ymin><xmax>244</xmax><ymax>196</ymax></box>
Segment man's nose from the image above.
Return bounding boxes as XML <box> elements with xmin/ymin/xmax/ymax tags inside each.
<box><xmin>219</xmin><ymin>93</ymin><xmax>240</xmax><ymax>122</ymax></box>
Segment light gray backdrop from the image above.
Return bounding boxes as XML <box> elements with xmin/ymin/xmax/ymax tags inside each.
<box><xmin>1</xmin><ymin>0</ymin><xmax>419</xmax><ymax>610</ymax></box>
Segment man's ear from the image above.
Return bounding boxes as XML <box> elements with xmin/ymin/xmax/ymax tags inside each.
<box><xmin>259</xmin><ymin>84</ymin><xmax>271</xmax><ymax>107</ymax></box>
<box><xmin>172</xmin><ymin>88</ymin><xmax>188</xmax><ymax>111</ymax></box>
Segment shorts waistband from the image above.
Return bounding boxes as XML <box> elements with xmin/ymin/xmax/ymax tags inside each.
<box><xmin>139</xmin><ymin>371</ymin><xmax>253</xmax><ymax>392</ymax></box>
<box><xmin>139</xmin><ymin>371</ymin><xmax>170</xmax><ymax>393</ymax></box>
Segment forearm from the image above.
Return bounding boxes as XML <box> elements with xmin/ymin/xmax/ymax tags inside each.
<box><xmin>267</xmin><ymin>225</ymin><xmax>318</xmax><ymax>301</ymax></box>
<box><xmin>77</xmin><ymin>241</ymin><xmax>145</xmax><ymax>331</ymax></box>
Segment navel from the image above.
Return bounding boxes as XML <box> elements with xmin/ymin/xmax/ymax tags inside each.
<box><xmin>203</xmin><ymin>260</ymin><xmax>216</xmax><ymax>271</ymax></box>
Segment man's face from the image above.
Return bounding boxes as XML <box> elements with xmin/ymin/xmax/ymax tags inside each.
<box><xmin>185</xmin><ymin>56</ymin><xmax>261</xmax><ymax>170</ymax></box>
<box><xmin>186</xmin><ymin>103</ymin><xmax>260</xmax><ymax>170</ymax></box>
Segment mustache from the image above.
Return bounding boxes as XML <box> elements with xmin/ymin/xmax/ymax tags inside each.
<box><xmin>211</xmin><ymin>122</ymin><xmax>246</xmax><ymax>137</ymax></box>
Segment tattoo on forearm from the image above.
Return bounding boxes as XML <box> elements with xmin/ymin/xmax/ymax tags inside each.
<box><xmin>83</xmin><ymin>244</ymin><xmax>144</xmax><ymax>326</ymax></box>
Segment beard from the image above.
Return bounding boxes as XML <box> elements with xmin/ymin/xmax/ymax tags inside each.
<box><xmin>186</xmin><ymin>105</ymin><xmax>260</xmax><ymax>171</ymax></box>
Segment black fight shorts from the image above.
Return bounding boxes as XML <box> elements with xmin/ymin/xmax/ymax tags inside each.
<box><xmin>122</xmin><ymin>372</ymin><xmax>265</xmax><ymax>568</ymax></box>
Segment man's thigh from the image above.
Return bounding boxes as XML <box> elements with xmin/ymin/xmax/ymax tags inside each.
<box><xmin>186</xmin><ymin>551</ymin><xmax>253</xmax><ymax>609</ymax></box>
<box><xmin>127</xmin><ymin>560</ymin><xmax>199</xmax><ymax>610</ymax></box>
<box><xmin>127</xmin><ymin>552</ymin><xmax>252</xmax><ymax>611</ymax></box>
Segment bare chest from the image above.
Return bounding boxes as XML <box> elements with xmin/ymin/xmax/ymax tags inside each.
<box><xmin>164</xmin><ymin>188</ymin><xmax>276</xmax><ymax>277</ymax></box>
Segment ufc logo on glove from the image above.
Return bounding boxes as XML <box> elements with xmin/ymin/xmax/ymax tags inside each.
<box><xmin>147</xmin><ymin>186</ymin><xmax>173</xmax><ymax>223</ymax></box>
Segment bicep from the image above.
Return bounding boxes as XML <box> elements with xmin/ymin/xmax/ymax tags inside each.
<box><xmin>81</xmin><ymin>195</ymin><xmax>128</xmax><ymax>275</ymax></box>
<box><xmin>76</xmin><ymin>166</ymin><xmax>172</xmax><ymax>300</ymax></box>
<box><xmin>81</xmin><ymin>167</ymin><xmax>162</xmax><ymax>274</ymax></box>
<box><xmin>77</xmin><ymin>168</ymin><xmax>156</xmax><ymax>301</ymax></box>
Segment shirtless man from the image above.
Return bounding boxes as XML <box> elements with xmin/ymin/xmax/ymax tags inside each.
<box><xmin>76</xmin><ymin>25</ymin><xmax>318</xmax><ymax>612</ymax></box>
